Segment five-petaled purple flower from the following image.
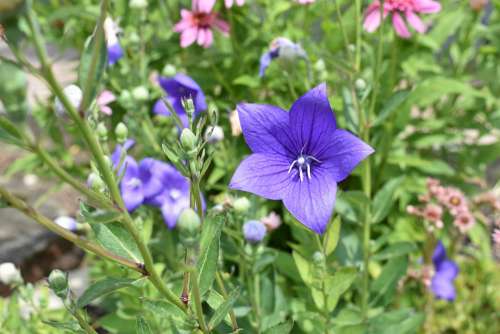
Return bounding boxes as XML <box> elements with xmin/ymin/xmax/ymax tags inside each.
<box><xmin>431</xmin><ymin>241</ymin><xmax>459</xmax><ymax>301</ymax></box>
<box><xmin>229</xmin><ymin>84</ymin><xmax>373</xmax><ymax>234</ymax></box>
<box><xmin>111</xmin><ymin>141</ymin><xmax>193</xmax><ymax>228</ymax></box>
<box><xmin>259</xmin><ymin>37</ymin><xmax>308</xmax><ymax>77</ymax></box>
<box><xmin>153</xmin><ymin>74</ymin><xmax>207</xmax><ymax>128</ymax></box>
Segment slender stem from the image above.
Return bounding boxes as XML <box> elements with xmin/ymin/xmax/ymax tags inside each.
<box><xmin>73</xmin><ymin>308</ymin><xmax>98</xmax><ymax>334</ymax></box>
<box><xmin>354</xmin><ymin>0</ymin><xmax>362</xmax><ymax>72</ymax></box>
<box><xmin>314</xmin><ymin>235</ymin><xmax>331</xmax><ymax>334</ymax></box>
<box><xmin>191</xmin><ymin>269</ymin><xmax>209</xmax><ymax>333</ymax></box>
<box><xmin>368</xmin><ymin>0</ymin><xmax>385</xmax><ymax>119</ymax></box>
<box><xmin>215</xmin><ymin>272</ymin><xmax>239</xmax><ymax>332</ymax></box>
<box><xmin>0</xmin><ymin>186</ymin><xmax>145</xmax><ymax>274</ymax></box>
<box><xmin>24</xmin><ymin>2</ymin><xmax>186</xmax><ymax>313</ymax></box>
<box><xmin>333</xmin><ymin>0</ymin><xmax>351</xmax><ymax>61</ymax></box>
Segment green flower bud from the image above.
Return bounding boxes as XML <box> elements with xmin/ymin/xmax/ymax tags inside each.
<box><xmin>97</xmin><ymin>122</ymin><xmax>108</xmax><ymax>141</ymax></box>
<box><xmin>129</xmin><ymin>0</ymin><xmax>148</xmax><ymax>9</ymax></box>
<box><xmin>180</xmin><ymin>128</ymin><xmax>197</xmax><ymax>151</ymax></box>
<box><xmin>115</xmin><ymin>122</ymin><xmax>128</xmax><ymax>144</ymax></box>
<box><xmin>182</xmin><ymin>98</ymin><xmax>195</xmax><ymax>118</ymax></box>
<box><xmin>162</xmin><ymin>64</ymin><xmax>177</xmax><ymax>77</ymax></box>
<box><xmin>312</xmin><ymin>251</ymin><xmax>324</xmax><ymax>264</ymax></box>
<box><xmin>177</xmin><ymin>208</ymin><xmax>201</xmax><ymax>234</ymax></box>
<box><xmin>88</xmin><ymin>173</ymin><xmax>106</xmax><ymax>193</ymax></box>
<box><xmin>131</xmin><ymin>86</ymin><xmax>149</xmax><ymax>101</ymax></box>
<box><xmin>355</xmin><ymin>78</ymin><xmax>367</xmax><ymax>92</ymax></box>
<box><xmin>48</xmin><ymin>269</ymin><xmax>69</xmax><ymax>299</ymax></box>
<box><xmin>314</xmin><ymin>59</ymin><xmax>326</xmax><ymax>72</ymax></box>
<box><xmin>233</xmin><ymin>197</ymin><xmax>251</xmax><ymax>213</ymax></box>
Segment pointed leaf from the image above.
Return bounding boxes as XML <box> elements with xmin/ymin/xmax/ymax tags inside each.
<box><xmin>196</xmin><ymin>214</ymin><xmax>224</xmax><ymax>296</ymax></box>
<box><xmin>323</xmin><ymin>216</ymin><xmax>341</xmax><ymax>256</ymax></box>
<box><xmin>292</xmin><ymin>251</ymin><xmax>313</xmax><ymax>285</ymax></box>
<box><xmin>326</xmin><ymin>267</ymin><xmax>358</xmax><ymax>312</ymax></box>
<box><xmin>206</xmin><ymin>291</ymin><xmax>232</xmax><ymax>327</ymax></box>
<box><xmin>263</xmin><ymin>320</ymin><xmax>294</xmax><ymax>334</ymax></box>
<box><xmin>136</xmin><ymin>317</ymin><xmax>153</xmax><ymax>334</ymax></box>
<box><xmin>77</xmin><ymin>277</ymin><xmax>139</xmax><ymax>308</ymax></box>
<box><xmin>370</xmin><ymin>256</ymin><xmax>408</xmax><ymax>307</ymax></box>
<box><xmin>372</xmin><ymin>177</ymin><xmax>403</xmax><ymax>224</ymax></box>
<box><xmin>80</xmin><ymin>209</ymin><xmax>122</xmax><ymax>224</ymax></box>
<box><xmin>373</xmin><ymin>91</ymin><xmax>409</xmax><ymax>127</ymax></box>
<box><xmin>208</xmin><ymin>288</ymin><xmax>240</xmax><ymax>330</ymax></box>
<box><xmin>372</xmin><ymin>242</ymin><xmax>417</xmax><ymax>261</ymax></box>
<box><xmin>79</xmin><ymin>30</ymin><xmax>107</xmax><ymax>109</ymax></box>
<box><xmin>91</xmin><ymin>222</ymin><xmax>143</xmax><ymax>262</ymax></box>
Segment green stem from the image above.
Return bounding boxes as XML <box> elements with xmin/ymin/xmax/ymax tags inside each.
<box><xmin>0</xmin><ymin>186</ymin><xmax>146</xmax><ymax>274</ymax></box>
<box><xmin>368</xmin><ymin>0</ymin><xmax>385</xmax><ymax>119</ymax></box>
<box><xmin>25</xmin><ymin>2</ymin><xmax>186</xmax><ymax>313</ymax></box>
<box><xmin>215</xmin><ymin>272</ymin><xmax>239</xmax><ymax>332</ymax></box>
<box><xmin>354</xmin><ymin>0</ymin><xmax>362</xmax><ymax>72</ymax></box>
<box><xmin>333</xmin><ymin>0</ymin><xmax>351</xmax><ymax>62</ymax></box>
<box><xmin>192</xmin><ymin>269</ymin><xmax>209</xmax><ymax>333</ymax></box>
<box><xmin>314</xmin><ymin>235</ymin><xmax>331</xmax><ymax>334</ymax></box>
<box><xmin>73</xmin><ymin>308</ymin><xmax>98</xmax><ymax>334</ymax></box>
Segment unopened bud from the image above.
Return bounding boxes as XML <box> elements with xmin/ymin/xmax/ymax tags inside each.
<box><xmin>180</xmin><ymin>128</ymin><xmax>197</xmax><ymax>151</ymax></box>
<box><xmin>233</xmin><ymin>197</ymin><xmax>251</xmax><ymax>213</ymax></box>
<box><xmin>131</xmin><ymin>86</ymin><xmax>149</xmax><ymax>101</ymax></box>
<box><xmin>55</xmin><ymin>84</ymin><xmax>82</xmax><ymax>116</ymax></box>
<box><xmin>312</xmin><ymin>251</ymin><xmax>325</xmax><ymax>264</ymax></box>
<box><xmin>48</xmin><ymin>269</ymin><xmax>69</xmax><ymax>299</ymax></box>
<box><xmin>88</xmin><ymin>172</ymin><xmax>106</xmax><ymax>192</ymax></box>
<box><xmin>243</xmin><ymin>220</ymin><xmax>267</xmax><ymax>244</ymax></box>
<box><xmin>97</xmin><ymin>123</ymin><xmax>108</xmax><ymax>141</ymax></box>
<box><xmin>314</xmin><ymin>59</ymin><xmax>326</xmax><ymax>72</ymax></box>
<box><xmin>177</xmin><ymin>208</ymin><xmax>201</xmax><ymax>247</ymax></box>
<box><xmin>182</xmin><ymin>98</ymin><xmax>195</xmax><ymax>118</ymax></box>
<box><xmin>0</xmin><ymin>262</ymin><xmax>23</xmax><ymax>286</ymax></box>
<box><xmin>204</xmin><ymin>125</ymin><xmax>224</xmax><ymax>144</ymax></box>
<box><xmin>129</xmin><ymin>0</ymin><xmax>148</xmax><ymax>9</ymax></box>
<box><xmin>115</xmin><ymin>122</ymin><xmax>128</xmax><ymax>144</ymax></box>
<box><xmin>162</xmin><ymin>64</ymin><xmax>176</xmax><ymax>77</ymax></box>
<box><xmin>355</xmin><ymin>78</ymin><xmax>367</xmax><ymax>92</ymax></box>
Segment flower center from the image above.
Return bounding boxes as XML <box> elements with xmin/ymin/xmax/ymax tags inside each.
<box><xmin>126</xmin><ymin>177</ymin><xmax>142</xmax><ymax>189</ymax></box>
<box><xmin>387</xmin><ymin>0</ymin><xmax>414</xmax><ymax>11</ymax></box>
<box><xmin>193</xmin><ymin>12</ymin><xmax>216</xmax><ymax>28</ymax></box>
<box><xmin>288</xmin><ymin>154</ymin><xmax>320</xmax><ymax>182</ymax></box>
<box><xmin>170</xmin><ymin>188</ymin><xmax>181</xmax><ymax>200</ymax></box>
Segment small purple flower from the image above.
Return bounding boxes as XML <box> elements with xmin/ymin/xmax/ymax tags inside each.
<box><xmin>229</xmin><ymin>84</ymin><xmax>373</xmax><ymax>234</ymax></box>
<box><xmin>259</xmin><ymin>37</ymin><xmax>308</xmax><ymax>77</ymax></box>
<box><xmin>104</xmin><ymin>17</ymin><xmax>123</xmax><ymax>66</ymax></box>
<box><xmin>153</xmin><ymin>74</ymin><xmax>207</xmax><ymax>128</ymax></box>
<box><xmin>55</xmin><ymin>216</ymin><xmax>78</xmax><ymax>231</ymax></box>
<box><xmin>431</xmin><ymin>241</ymin><xmax>459</xmax><ymax>301</ymax></box>
<box><xmin>243</xmin><ymin>220</ymin><xmax>267</xmax><ymax>243</ymax></box>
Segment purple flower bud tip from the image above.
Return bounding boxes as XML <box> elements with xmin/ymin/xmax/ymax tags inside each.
<box><xmin>243</xmin><ymin>220</ymin><xmax>267</xmax><ymax>244</ymax></box>
<box><xmin>431</xmin><ymin>241</ymin><xmax>459</xmax><ymax>301</ymax></box>
<box><xmin>55</xmin><ymin>216</ymin><xmax>78</xmax><ymax>231</ymax></box>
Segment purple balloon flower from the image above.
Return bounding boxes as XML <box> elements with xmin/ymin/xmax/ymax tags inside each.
<box><xmin>153</xmin><ymin>74</ymin><xmax>207</xmax><ymax>128</ymax></box>
<box><xmin>431</xmin><ymin>241</ymin><xmax>459</xmax><ymax>301</ymax></box>
<box><xmin>259</xmin><ymin>37</ymin><xmax>308</xmax><ymax>77</ymax></box>
<box><xmin>107</xmin><ymin>43</ymin><xmax>124</xmax><ymax>66</ymax></box>
<box><xmin>229</xmin><ymin>84</ymin><xmax>373</xmax><ymax>234</ymax></box>
<box><xmin>104</xmin><ymin>17</ymin><xmax>123</xmax><ymax>66</ymax></box>
<box><xmin>243</xmin><ymin>220</ymin><xmax>267</xmax><ymax>243</ymax></box>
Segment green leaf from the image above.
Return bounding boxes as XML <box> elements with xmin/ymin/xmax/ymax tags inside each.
<box><xmin>78</xmin><ymin>30</ymin><xmax>107</xmax><ymax>108</ymax></box>
<box><xmin>196</xmin><ymin>214</ymin><xmax>224</xmax><ymax>296</ymax></box>
<box><xmin>42</xmin><ymin>320</ymin><xmax>83</xmax><ymax>332</ymax></box>
<box><xmin>80</xmin><ymin>209</ymin><xmax>122</xmax><ymax>224</ymax></box>
<box><xmin>292</xmin><ymin>251</ymin><xmax>312</xmax><ymax>285</ymax></box>
<box><xmin>323</xmin><ymin>216</ymin><xmax>341</xmax><ymax>256</ymax></box>
<box><xmin>263</xmin><ymin>320</ymin><xmax>294</xmax><ymax>334</ymax></box>
<box><xmin>233</xmin><ymin>75</ymin><xmax>259</xmax><ymax>88</ymax></box>
<box><xmin>388</xmin><ymin>155</ymin><xmax>454</xmax><ymax>176</ymax></box>
<box><xmin>371</xmin><ymin>177</ymin><xmax>404</xmax><ymax>224</ymax></box>
<box><xmin>326</xmin><ymin>267</ymin><xmax>358</xmax><ymax>312</ymax></box>
<box><xmin>370</xmin><ymin>256</ymin><xmax>408</xmax><ymax>307</ymax></box>
<box><xmin>76</xmin><ymin>277</ymin><xmax>139</xmax><ymax>308</ymax></box>
<box><xmin>373</xmin><ymin>91</ymin><xmax>409</xmax><ymax>127</ymax></box>
<box><xmin>208</xmin><ymin>288</ymin><xmax>239</xmax><ymax>330</ymax></box>
<box><xmin>0</xmin><ymin>116</ymin><xmax>25</xmax><ymax>146</ymax></box>
<box><xmin>369</xmin><ymin>309</ymin><xmax>424</xmax><ymax>334</ymax></box>
<box><xmin>206</xmin><ymin>291</ymin><xmax>232</xmax><ymax>327</ymax></box>
<box><xmin>91</xmin><ymin>222</ymin><xmax>143</xmax><ymax>262</ymax></box>
<box><xmin>372</xmin><ymin>242</ymin><xmax>417</xmax><ymax>261</ymax></box>
<box><xmin>142</xmin><ymin>298</ymin><xmax>189</xmax><ymax>321</ymax></box>
<box><xmin>136</xmin><ymin>317</ymin><xmax>153</xmax><ymax>334</ymax></box>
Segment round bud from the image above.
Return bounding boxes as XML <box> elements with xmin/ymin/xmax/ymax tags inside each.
<box><xmin>55</xmin><ymin>216</ymin><xmax>78</xmax><ymax>231</ymax></box>
<box><xmin>180</xmin><ymin>128</ymin><xmax>197</xmax><ymax>151</ymax></box>
<box><xmin>162</xmin><ymin>64</ymin><xmax>177</xmax><ymax>77</ymax></box>
<box><xmin>355</xmin><ymin>78</ymin><xmax>367</xmax><ymax>92</ymax></box>
<box><xmin>115</xmin><ymin>122</ymin><xmax>128</xmax><ymax>144</ymax></box>
<box><xmin>243</xmin><ymin>220</ymin><xmax>267</xmax><ymax>244</ymax></box>
<box><xmin>131</xmin><ymin>86</ymin><xmax>149</xmax><ymax>101</ymax></box>
<box><xmin>48</xmin><ymin>269</ymin><xmax>69</xmax><ymax>299</ymax></box>
<box><xmin>88</xmin><ymin>172</ymin><xmax>106</xmax><ymax>192</ymax></box>
<box><xmin>312</xmin><ymin>251</ymin><xmax>325</xmax><ymax>264</ymax></box>
<box><xmin>177</xmin><ymin>208</ymin><xmax>201</xmax><ymax>234</ymax></box>
<box><xmin>204</xmin><ymin>125</ymin><xmax>224</xmax><ymax>144</ymax></box>
<box><xmin>314</xmin><ymin>59</ymin><xmax>326</xmax><ymax>72</ymax></box>
<box><xmin>181</xmin><ymin>98</ymin><xmax>195</xmax><ymax>117</ymax></box>
<box><xmin>233</xmin><ymin>197</ymin><xmax>251</xmax><ymax>213</ymax></box>
<box><xmin>97</xmin><ymin>122</ymin><xmax>108</xmax><ymax>141</ymax></box>
<box><xmin>0</xmin><ymin>262</ymin><xmax>23</xmax><ymax>286</ymax></box>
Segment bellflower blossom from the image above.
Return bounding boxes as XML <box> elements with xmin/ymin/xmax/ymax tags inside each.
<box><xmin>174</xmin><ymin>0</ymin><xmax>230</xmax><ymax>48</ymax></box>
<box><xmin>363</xmin><ymin>0</ymin><xmax>441</xmax><ymax>38</ymax></box>
<box><xmin>111</xmin><ymin>143</ymin><xmax>194</xmax><ymax>228</ymax></box>
<box><xmin>153</xmin><ymin>74</ymin><xmax>207</xmax><ymax>128</ymax></box>
<box><xmin>431</xmin><ymin>241</ymin><xmax>459</xmax><ymax>301</ymax></box>
<box><xmin>230</xmin><ymin>84</ymin><xmax>374</xmax><ymax>234</ymax></box>
<box><xmin>243</xmin><ymin>220</ymin><xmax>267</xmax><ymax>243</ymax></box>
<box><xmin>104</xmin><ymin>17</ymin><xmax>123</xmax><ymax>65</ymax></box>
<box><xmin>259</xmin><ymin>37</ymin><xmax>308</xmax><ymax>77</ymax></box>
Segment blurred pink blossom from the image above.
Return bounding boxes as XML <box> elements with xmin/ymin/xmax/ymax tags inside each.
<box><xmin>296</xmin><ymin>0</ymin><xmax>316</xmax><ymax>4</ymax></box>
<box><xmin>225</xmin><ymin>0</ymin><xmax>245</xmax><ymax>8</ymax></box>
<box><xmin>423</xmin><ymin>204</ymin><xmax>444</xmax><ymax>229</ymax></box>
<box><xmin>97</xmin><ymin>90</ymin><xmax>116</xmax><ymax>115</ymax></box>
<box><xmin>453</xmin><ymin>210</ymin><xmax>475</xmax><ymax>233</ymax></box>
<box><xmin>363</xmin><ymin>0</ymin><xmax>441</xmax><ymax>38</ymax></box>
<box><xmin>174</xmin><ymin>0</ymin><xmax>229</xmax><ymax>48</ymax></box>
<box><xmin>261</xmin><ymin>212</ymin><xmax>282</xmax><ymax>231</ymax></box>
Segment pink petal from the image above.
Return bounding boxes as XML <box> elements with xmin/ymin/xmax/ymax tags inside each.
<box><xmin>180</xmin><ymin>9</ymin><xmax>193</xmax><ymax>19</ymax></box>
<box><xmin>363</xmin><ymin>6</ymin><xmax>382</xmax><ymax>33</ymax></box>
<box><xmin>100</xmin><ymin>106</ymin><xmax>113</xmax><ymax>116</ymax></box>
<box><xmin>413</xmin><ymin>0</ymin><xmax>442</xmax><ymax>13</ymax></box>
<box><xmin>406</xmin><ymin>11</ymin><xmax>426</xmax><ymax>33</ymax></box>
<box><xmin>203</xmin><ymin>29</ymin><xmax>213</xmax><ymax>48</ymax></box>
<box><xmin>197</xmin><ymin>28</ymin><xmax>206</xmax><ymax>46</ymax></box>
<box><xmin>392</xmin><ymin>12</ymin><xmax>411</xmax><ymax>38</ymax></box>
<box><xmin>225</xmin><ymin>0</ymin><xmax>233</xmax><ymax>7</ymax></box>
<box><xmin>236</xmin><ymin>0</ymin><xmax>245</xmax><ymax>5</ymax></box>
<box><xmin>180</xmin><ymin>27</ymin><xmax>198</xmax><ymax>48</ymax></box>
<box><xmin>97</xmin><ymin>90</ymin><xmax>116</xmax><ymax>105</ymax></box>
<box><xmin>174</xmin><ymin>18</ymin><xmax>193</xmax><ymax>32</ymax></box>
<box><xmin>195</xmin><ymin>0</ymin><xmax>216</xmax><ymax>13</ymax></box>
<box><xmin>213</xmin><ymin>18</ymin><xmax>230</xmax><ymax>35</ymax></box>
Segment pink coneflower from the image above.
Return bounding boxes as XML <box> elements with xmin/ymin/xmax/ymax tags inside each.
<box><xmin>174</xmin><ymin>0</ymin><xmax>230</xmax><ymax>48</ymax></box>
<box><xmin>453</xmin><ymin>210</ymin><xmax>475</xmax><ymax>233</ymax></box>
<box><xmin>423</xmin><ymin>203</ymin><xmax>444</xmax><ymax>229</ymax></box>
<box><xmin>442</xmin><ymin>188</ymin><xmax>467</xmax><ymax>215</ymax></box>
<box><xmin>225</xmin><ymin>0</ymin><xmax>245</xmax><ymax>8</ymax></box>
<box><xmin>97</xmin><ymin>90</ymin><xmax>116</xmax><ymax>115</ymax></box>
<box><xmin>363</xmin><ymin>0</ymin><xmax>441</xmax><ymax>38</ymax></box>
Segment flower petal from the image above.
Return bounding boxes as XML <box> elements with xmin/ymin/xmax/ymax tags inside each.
<box><xmin>139</xmin><ymin>158</ymin><xmax>167</xmax><ymax>199</ymax></box>
<box><xmin>195</xmin><ymin>0</ymin><xmax>216</xmax><ymax>13</ymax></box>
<box><xmin>431</xmin><ymin>276</ymin><xmax>456</xmax><ymax>301</ymax></box>
<box><xmin>180</xmin><ymin>27</ymin><xmax>198</xmax><ymax>47</ymax></box>
<box><xmin>413</xmin><ymin>0</ymin><xmax>441</xmax><ymax>13</ymax></box>
<box><xmin>317</xmin><ymin>129</ymin><xmax>374</xmax><ymax>183</ymax></box>
<box><xmin>161</xmin><ymin>196</ymin><xmax>190</xmax><ymax>229</ymax></box>
<box><xmin>289</xmin><ymin>83</ymin><xmax>337</xmax><ymax>156</ymax></box>
<box><xmin>237</xmin><ymin>103</ymin><xmax>298</xmax><ymax>157</ymax></box>
<box><xmin>121</xmin><ymin>178</ymin><xmax>144</xmax><ymax>212</ymax></box>
<box><xmin>107</xmin><ymin>43</ymin><xmax>123</xmax><ymax>66</ymax></box>
<box><xmin>363</xmin><ymin>5</ymin><xmax>382</xmax><ymax>33</ymax></box>
<box><xmin>436</xmin><ymin>260</ymin><xmax>459</xmax><ymax>280</ymax></box>
<box><xmin>406</xmin><ymin>11</ymin><xmax>426</xmax><ymax>33</ymax></box>
<box><xmin>259</xmin><ymin>52</ymin><xmax>272</xmax><ymax>77</ymax></box>
<box><xmin>282</xmin><ymin>169</ymin><xmax>337</xmax><ymax>234</ymax></box>
<box><xmin>229</xmin><ymin>153</ymin><xmax>292</xmax><ymax>200</ymax></box>
<box><xmin>392</xmin><ymin>12</ymin><xmax>411</xmax><ymax>38</ymax></box>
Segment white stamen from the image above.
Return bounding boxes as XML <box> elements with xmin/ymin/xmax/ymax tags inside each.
<box><xmin>288</xmin><ymin>160</ymin><xmax>297</xmax><ymax>174</ymax></box>
<box><xmin>307</xmin><ymin>164</ymin><xmax>311</xmax><ymax>180</ymax></box>
<box><xmin>299</xmin><ymin>168</ymin><xmax>304</xmax><ymax>182</ymax></box>
<box><xmin>288</xmin><ymin>153</ymin><xmax>321</xmax><ymax>182</ymax></box>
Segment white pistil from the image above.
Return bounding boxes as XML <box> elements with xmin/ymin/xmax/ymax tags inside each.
<box><xmin>288</xmin><ymin>154</ymin><xmax>320</xmax><ymax>182</ymax></box>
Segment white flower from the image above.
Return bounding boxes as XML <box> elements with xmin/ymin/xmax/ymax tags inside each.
<box><xmin>205</xmin><ymin>125</ymin><xmax>224</xmax><ymax>143</ymax></box>
<box><xmin>0</xmin><ymin>262</ymin><xmax>23</xmax><ymax>286</ymax></box>
<box><xmin>55</xmin><ymin>84</ymin><xmax>82</xmax><ymax>116</ymax></box>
